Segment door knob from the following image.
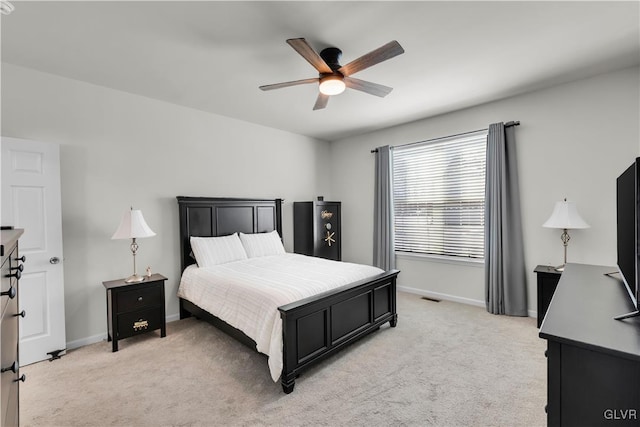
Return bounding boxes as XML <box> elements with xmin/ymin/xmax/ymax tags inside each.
<box><xmin>50</xmin><ymin>257</ymin><xmax>60</xmax><ymax>264</ymax></box>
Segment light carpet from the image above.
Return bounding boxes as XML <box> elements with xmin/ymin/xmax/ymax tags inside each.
<box><xmin>21</xmin><ymin>292</ymin><xmax>546</xmax><ymax>426</ymax></box>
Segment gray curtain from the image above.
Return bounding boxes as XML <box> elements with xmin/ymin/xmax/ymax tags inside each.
<box><xmin>485</xmin><ymin>122</ymin><xmax>527</xmax><ymax>316</ymax></box>
<box><xmin>373</xmin><ymin>145</ymin><xmax>396</xmax><ymax>270</ymax></box>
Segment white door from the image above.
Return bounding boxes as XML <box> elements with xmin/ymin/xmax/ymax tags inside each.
<box><xmin>1</xmin><ymin>136</ymin><xmax>66</xmax><ymax>366</ymax></box>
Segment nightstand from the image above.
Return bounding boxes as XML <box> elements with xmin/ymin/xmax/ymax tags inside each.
<box><xmin>103</xmin><ymin>274</ymin><xmax>167</xmax><ymax>352</ymax></box>
<box><xmin>534</xmin><ymin>265</ymin><xmax>562</xmax><ymax>328</ymax></box>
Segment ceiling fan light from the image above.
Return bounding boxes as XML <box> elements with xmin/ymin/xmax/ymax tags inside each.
<box><xmin>319</xmin><ymin>76</ymin><xmax>346</xmax><ymax>96</ymax></box>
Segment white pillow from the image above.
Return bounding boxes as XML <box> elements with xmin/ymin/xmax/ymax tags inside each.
<box><xmin>239</xmin><ymin>230</ymin><xmax>286</xmax><ymax>258</ymax></box>
<box><xmin>190</xmin><ymin>233</ymin><xmax>248</xmax><ymax>268</ymax></box>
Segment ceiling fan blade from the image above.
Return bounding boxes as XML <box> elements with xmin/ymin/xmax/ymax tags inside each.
<box><xmin>259</xmin><ymin>77</ymin><xmax>318</xmax><ymax>91</ymax></box>
<box><xmin>313</xmin><ymin>93</ymin><xmax>330</xmax><ymax>110</ymax></box>
<box><xmin>344</xmin><ymin>77</ymin><xmax>393</xmax><ymax>97</ymax></box>
<box><xmin>287</xmin><ymin>38</ymin><xmax>333</xmax><ymax>74</ymax></box>
<box><xmin>338</xmin><ymin>40</ymin><xmax>404</xmax><ymax>77</ymax></box>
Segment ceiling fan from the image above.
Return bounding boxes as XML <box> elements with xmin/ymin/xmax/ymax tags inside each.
<box><xmin>259</xmin><ymin>38</ymin><xmax>405</xmax><ymax>110</ymax></box>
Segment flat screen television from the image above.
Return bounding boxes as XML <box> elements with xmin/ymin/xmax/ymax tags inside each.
<box><xmin>614</xmin><ymin>157</ymin><xmax>640</xmax><ymax>320</ymax></box>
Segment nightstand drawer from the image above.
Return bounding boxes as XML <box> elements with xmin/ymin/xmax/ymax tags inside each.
<box><xmin>116</xmin><ymin>284</ymin><xmax>163</xmax><ymax>313</ymax></box>
<box><xmin>117</xmin><ymin>308</ymin><xmax>163</xmax><ymax>340</ymax></box>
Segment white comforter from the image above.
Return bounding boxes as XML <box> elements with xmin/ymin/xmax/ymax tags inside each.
<box><xmin>177</xmin><ymin>253</ymin><xmax>384</xmax><ymax>381</ymax></box>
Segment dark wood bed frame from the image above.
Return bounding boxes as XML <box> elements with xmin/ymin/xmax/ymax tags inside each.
<box><xmin>177</xmin><ymin>196</ymin><xmax>400</xmax><ymax>393</ymax></box>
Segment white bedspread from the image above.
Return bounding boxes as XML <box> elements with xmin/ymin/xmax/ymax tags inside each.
<box><xmin>177</xmin><ymin>253</ymin><xmax>384</xmax><ymax>382</ymax></box>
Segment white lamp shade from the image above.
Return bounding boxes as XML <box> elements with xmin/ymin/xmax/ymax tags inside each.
<box><xmin>543</xmin><ymin>200</ymin><xmax>590</xmax><ymax>229</ymax></box>
<box><xmin>111</xmin><ymin>209</ymin><xmax>156</xmax><ymax>240</ymax></box>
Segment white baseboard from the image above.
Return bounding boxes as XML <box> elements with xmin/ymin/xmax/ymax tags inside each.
<box><xmin>66</xmin><ymin>313</ymin><xmax>182</xmax><ymax>350</ymax></box>
<box><xmin>398</xmin><ymin>285</ymin><xmax>537</xmax><ymax>319</ymax></box>
<box><xmin>66</xmin><ymin>332</ymin><xmax>106</xmax><ymax>350</ymax></box>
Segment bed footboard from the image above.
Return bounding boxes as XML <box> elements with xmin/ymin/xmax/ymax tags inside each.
<box><xmin>278</xmin><ymin>269</ymin><xmax>400</xmax><ymax>393</ymax></box>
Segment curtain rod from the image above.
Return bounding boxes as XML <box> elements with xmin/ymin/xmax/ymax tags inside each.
<box><xmin>370</xmin><ymin>121</ymin><xmax>520</xmax><ymax>153</ymax></box>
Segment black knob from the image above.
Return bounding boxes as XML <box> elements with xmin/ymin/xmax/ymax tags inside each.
<box><xmin>14</xmin><ymin>255</ymin><xmax>25</xmax><ymax>263</ymax></box>
<box><xmin>13</xmin><ymin>310</ymin><xmax>25</xmax><ymax>318</ymax></box>
<box><xmin>1</xmin><ymin>287</ymin><xmax>16</xmax><ymax>299</ymax></box>
<box><xmin>1</xmin><ymin>361</ymin><xmax>18</xmax><ymax>374</ymax></box>
<box><xmin>14</xmin><ymin>374</ymin><xmax>25</xmax><ymax>383</ymax></box>
<box><xmin>6</xmin><ymin>270</ymin><xmax>21</xmax><ymax>280</ymax></box>
<box><xmin>10</xmin><ymin>264</ymin><xmax>23</xmax><ymax>272</ymax></box>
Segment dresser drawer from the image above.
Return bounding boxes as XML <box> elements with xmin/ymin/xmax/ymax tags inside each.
<box><xmin>117</xmin><ymin>307</ymin><xmax>163</xmax><ymax>340</ymax></box>
<box><xmin>1</xmin><ymin>307</ymin><xmax>18</xmax><ymax>367</ymax></box>
<box><xmin>116</xmin><ymin>284</ymin><xmax>163</xmax><ymax>313</ymax></box>
<box><xmin>1</xmin><ymin>310</ymin><xmax>18</xmax><ymax>424</ymax></box>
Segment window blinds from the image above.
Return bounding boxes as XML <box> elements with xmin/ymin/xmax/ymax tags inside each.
<box><xmin>392</xmin><ymin>131</ymin><xmax>487</xmax><ymax>259</ymax></box>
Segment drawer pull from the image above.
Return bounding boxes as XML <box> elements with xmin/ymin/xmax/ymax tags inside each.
<box><xmin>14</xmin><ymin>374</ymin><xmax>25</xmax><ymax>383</ymax></box>
<box><xmin>1</xmin><ymin>286</ymin><xmax>16</xmax><ymax>299</ymax></box>
<box><xmin>13</xmin><ymin>310</ymin><xmax>26</xmax><ymax>318</ymax></box>
<box><xmin>1</xmin><ymin>361</ymin><xmax>18</xmax><ymax>374</ymax></box>
<box><xmin>137</xmin><ymin>296</ymin><xmax>143</xmax><ymax>302</ymax></box>
<box><xmin>5</xmin><ymin>270</ymin><xmax>20</xmax><ymax>280</ymax></box>
<box><xmin>133</xmin><ymin>319</ymin><xmax>149</xmax><ymax>331</ymax></box>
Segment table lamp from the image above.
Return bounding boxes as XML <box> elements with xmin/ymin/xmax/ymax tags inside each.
<box><xmin>112</xmin><ymin>207</ymin><xmax>156</xmax><ymax>282</ymax></box>
<box><xmin>543</xmin><ymin>198</ymin><xmax>589</xmax><ymax>271</ymax></box>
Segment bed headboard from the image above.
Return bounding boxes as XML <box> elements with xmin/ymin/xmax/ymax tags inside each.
<box><xmin>177</xmin><ymin>196</ymin><xmax>283</xmax><ymax>272</ymax></box>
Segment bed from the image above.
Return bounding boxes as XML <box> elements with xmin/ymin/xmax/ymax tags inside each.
<box><xmin>177</xmin><ymin>196</ymin><xmax>400</xmax><ymax>393</ymax></box>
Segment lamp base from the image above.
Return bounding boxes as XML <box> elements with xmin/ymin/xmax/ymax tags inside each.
<box><xmin>125</xmin><ymin>274</ymin><xmax>146</xmax><ymax>283</ymax></box>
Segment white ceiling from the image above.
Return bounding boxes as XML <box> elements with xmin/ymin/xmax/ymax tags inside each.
<box><xmin>2</xmin><ymin>1</ymin><xmax>639</xmax><ymax>141</ymax></box>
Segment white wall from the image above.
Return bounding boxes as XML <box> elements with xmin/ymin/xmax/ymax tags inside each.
<box><xmin>329</xmin><ymin>66</ymin><xmax>640</xmax><ymax>314</ymax></box>
<box><xmin>1</xmin><ymin>63</ymin><xmax>331</xmax><ymax>347</ymax></box>
<box><xmin>2</xmin><ymin>62</ymin><xmax>637</xmax><ymax>348</ymax></box>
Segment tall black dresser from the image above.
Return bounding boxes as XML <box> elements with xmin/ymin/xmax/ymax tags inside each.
<box><xmin>293</xmin><ymin>200</ymin><xmax>341</xmax><ymax>261</ymax></box>
<box><xmin>1</xmin><ymin>229</ymin><xmax>25</xmax><ymax>427</ymax></box>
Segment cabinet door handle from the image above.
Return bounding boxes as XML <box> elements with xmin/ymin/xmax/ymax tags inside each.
<box><xmin>137</xmin><ymin>296</ymin><xmax>143</xmax><ymax>302</ymax></box>
<box><xmin>1</xmin><ymin>361</ymin><xmax>18</xmax><ymax>374</ymax></box>
<box><xmin>5</xmin><ymin>270</ymin><xmax>21</xmax><ymax>280</ymax></box>
<box><xmin>14</xmin><ymin>374</ymin><xmax>25</xmax><ymax>383</ymax></box>
<box><xmin>1</xmin><ymin>287</ymin><xmax>16</xmax><ymax>299</ymax></box>
<box><xmin>13</xmin><ymin>310</ymin><xmax>26</xmax><ymax>318</ymax></box>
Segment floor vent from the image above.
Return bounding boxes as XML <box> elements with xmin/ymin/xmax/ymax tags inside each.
<box><xmin>421</xmin><ymin>296</ymin><xmax>441</xmax><ymax>303</ymax></box>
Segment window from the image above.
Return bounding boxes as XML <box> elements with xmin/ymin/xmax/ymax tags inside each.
<box><xmin>392</xmin><ymin>130</ymin><xmax>487</xmax><ymax>260</ymax></box>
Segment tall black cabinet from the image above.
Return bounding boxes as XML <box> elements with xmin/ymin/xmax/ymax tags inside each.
<box><xmin>294</xmin><ymin>200</ymin><xmax>341</xmax><ymax>261</ymax></box>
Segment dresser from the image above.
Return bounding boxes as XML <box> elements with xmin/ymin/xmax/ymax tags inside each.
<box><xmin>293</xmin><ymin>200</ymin><xmax>341</xmax><ymax>261</ymax></box>
<box><xmin>1</xmin><ymin>229</ymin><xmax>25</xmax><ymax>427</ymax></box>
<box><xmin>103</xmin><ymin>274</ymin><xmax>167</xmax><ymax>352</ymax></box>
<box><xmin>539</xmin><ymin>263</ymin><xmax>640</xmax><ymax>426</ymax></box>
